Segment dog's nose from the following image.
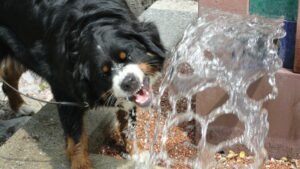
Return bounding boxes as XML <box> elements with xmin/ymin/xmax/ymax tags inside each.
<box><xmin>121</xmin><ymin>74</ymin><xmax>140</xmax><ymax>93</ymax></box>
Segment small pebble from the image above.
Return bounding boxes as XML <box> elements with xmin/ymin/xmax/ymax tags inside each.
<box><xmin>227</xmin><ymin>150</ymin><xmax>238</xmax><ymax>159</ymax></box>
<box><xmin>291</xmin><ymin>159</ymin><xmax>298</xmax><ymax>167</ymax></box>
<box><xmin>239</xmin><ymin>151</ymin><xmax>246</xmax><ymax>158</ymax></box>
<box><xmin>219</xmin><ymin>157</ymin><xmax>226</xmax><ymax>162</ymax></box>
<box><xmin>281</xmin><ymin>157</ymin><xmax>288</xmax><ymax>162</ymax></box>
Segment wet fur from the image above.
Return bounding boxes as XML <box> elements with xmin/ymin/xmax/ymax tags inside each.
<box><xmin>0</xmin><ymin>0</ymin><xmax>165</xmax><ymax>168</ymax></box>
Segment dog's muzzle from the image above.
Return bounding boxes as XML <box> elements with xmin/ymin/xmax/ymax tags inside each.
<box><xmin>128</xmin><ymin>76</ymin><xmax>152</xmax><ymax>107</ymax></box>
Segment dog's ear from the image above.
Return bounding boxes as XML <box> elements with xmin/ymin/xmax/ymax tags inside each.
<box><xmin>136</xmin><ymin>22</ymin><xmax>165</xmax><ymax>57</ymax></box>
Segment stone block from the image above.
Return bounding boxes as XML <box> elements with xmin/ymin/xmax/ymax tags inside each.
<box><xmin>196</xmin><ymin>68</ymin><xmax>300</xmax><ymax>158</ymax></box>
<box><xmin>140</xmin><ymin>0</ymin><xmax>198</xmax><ymax>51</ymax></box>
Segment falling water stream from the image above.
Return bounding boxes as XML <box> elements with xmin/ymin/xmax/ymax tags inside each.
<box><xmin>132</xmin><ymin>7</ymin><xmax>285</xmax><ymax>169</ymax></box>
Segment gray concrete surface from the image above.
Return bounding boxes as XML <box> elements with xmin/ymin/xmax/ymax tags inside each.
<box><xmin>0</xmin><ymin>0</ymin><xmax>199</xmax><ymax>168</ymax></box>
<box><xmin>0</xmin><ymin>103</ymin><xmax>164</xmax><ymax>169</ymax></box>
<box><xmin>0</xmin><ymin>116</ymin><xmax>31</xmax><ymax>143</ymax></box>
<box><xmin>126</xmin><ymin>0</ymin><xmax>157</xmax><ymax>16</ymax></box>
<box><xmin>139</xmin><ymin>0</ymin><xmax>198</xmax><ymax>51</ymax></box>
<box><xmin>0</xmin><ymin>103</ymin><xmax>137</xmax><ymax>169</ymax></box>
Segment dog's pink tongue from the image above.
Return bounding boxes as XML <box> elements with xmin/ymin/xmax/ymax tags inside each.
<box><xmin>134</xmin><ymin>88</ymin><xmax>151</xmax><ymax>107</ymax></box>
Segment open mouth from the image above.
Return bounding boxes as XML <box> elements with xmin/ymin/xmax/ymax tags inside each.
<box><xmin>129</xmin><ymin>77</ymin><xmax>152</xmax><ymax>107</ymax></box>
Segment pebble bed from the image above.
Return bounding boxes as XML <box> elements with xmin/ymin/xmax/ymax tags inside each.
<box><xmin>99</xmin><ymin>78</ymin><xmax>300</xmax><ymax>169</ymax></box>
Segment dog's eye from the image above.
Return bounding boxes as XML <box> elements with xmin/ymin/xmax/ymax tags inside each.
<box><xmin>102</xmin><ymin>65</ymin><xmax>110</xmax><ymax>74</ymax></box>
<box><xmin>119</xmin><ymin>51</ymin><xmax>127</xmax><ymax>60</ymax></box>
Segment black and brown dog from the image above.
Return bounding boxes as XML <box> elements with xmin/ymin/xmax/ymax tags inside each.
<box><xmin>0</xmin><ymin>0</ymin><xmax>165</xmax><ymax>168</ymax></box>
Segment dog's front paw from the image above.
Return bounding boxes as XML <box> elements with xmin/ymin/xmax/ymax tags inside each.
<box><xmin>71</xmin><ymin>158</ymin><xmax>93</xmax><ymax>169</ymax></box>
<box><xmin>16</xmin><ymin>104</ymin><xmax>35</xmax><ymax>116</ymax></box>
<box><xmin>67</xmin><ymin>134</ymin><xmax>94</xmax><ymax>169</ymax></box>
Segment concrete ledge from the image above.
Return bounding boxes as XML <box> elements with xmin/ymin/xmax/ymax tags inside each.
<box><xmin>0</xmin><ymin>103</ymin><xmax>131</xmax><ymax>169</ymax></box>
<box><xmin>139</xmin><ymin>0</ymin><xmax>198</xmax><ymax>51</ymax></box>
<box><xmin>196</xmin><ymin>68</ymin><xmax>300</xmax><ymax>158</ymax></box>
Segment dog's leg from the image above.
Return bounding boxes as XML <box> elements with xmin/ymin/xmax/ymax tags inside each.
<box><xmin>56</xmin><ymin>103</ymin><xmax>92</xmax><ymax>169</ymax></box>
<box><xmin>116</xmin><ymin>107</ymin><xmax>138</xmax><ymax>155</ymax></box>
<box><xmin>115</xmin><ymin>110</ymin><xmax>129</xmax><ymax>151</ymax></box>
<box><xmin>0</xmin><ymin>27</ymin><xmax>45</xmax><ymax>115</ymax></box>
<box><xmin>1</xmin><ymin>58</ymin><xmax>34</xmax><ymax>115</ymax></box>
<box><xmin>0</xmin><ymin>26</ymin><xmax>49</xmax><ymax>76</ymax></box>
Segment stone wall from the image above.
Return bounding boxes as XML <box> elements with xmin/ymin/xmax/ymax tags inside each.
<box><xmin>125</xmin><ymin>0</ymin><xmax>157</xmax><ymax>16</ymax></box>
<box><xmin>126</xmin><ymin>0</ymin><xmax>197</xmax><ymax>16</ymax></box>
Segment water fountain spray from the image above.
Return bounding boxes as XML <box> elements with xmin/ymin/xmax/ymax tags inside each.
<box><xmin>134</xmin><ymin>7</ymin><xmax>285</xmax><ymax>169</ymax></box>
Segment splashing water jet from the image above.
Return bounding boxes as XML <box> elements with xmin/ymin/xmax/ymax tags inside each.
<box><xmin>132</xmin><ymin>8</ymin><xmax>285</xmax><ymax>169</ymax></box>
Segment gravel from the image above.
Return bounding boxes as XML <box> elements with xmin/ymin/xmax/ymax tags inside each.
<box><xmin>98</xmin><ymin>77</ymin><xmax>300</xmax><ymax>169</ymax></box>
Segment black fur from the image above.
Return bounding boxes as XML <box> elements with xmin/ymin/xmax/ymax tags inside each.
<box><xmin>0</xmin><ymin>0</ymin><xmax>164</xmax><ymax>161</ymax></box>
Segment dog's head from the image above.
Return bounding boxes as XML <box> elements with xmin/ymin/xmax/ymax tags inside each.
<box><xmin>67</xmin><ymin>20</ymin><xmax>165</xmax><ymax>107</ymax></box>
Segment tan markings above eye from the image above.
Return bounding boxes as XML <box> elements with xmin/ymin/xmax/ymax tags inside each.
<box><xmin>146</xmin><ymin>52</ymin><xmax>155</xmax><ymax>57</ymax></box>
<box><xmin>119</xmin><ymin>51</ymin><xmax>127</xmax><ymax>60</ymax></box>
<box><xmin>138</xmin><ymin>63</ymin><xmax>156</xmax><ymax>75</ymax></box>
<box><xmin>102</xmin><ymin>65</ymin><xmax>110</xmax><ymax>73</ymax></box>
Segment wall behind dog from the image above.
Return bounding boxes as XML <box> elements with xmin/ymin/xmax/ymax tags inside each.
<box><xmin>199</xmin><ymin>0</ymin><xmax>300</xmax><ymax>72</ymax></box>
<box><xmin>126</xmin><ymin>0</ymin><xmax>198</xmax><ymax>16</ymax></box>
<box><xmin>126</xmin><ymin>0</ymin><xmax>157</xmax><ymax>16</ymax></box>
